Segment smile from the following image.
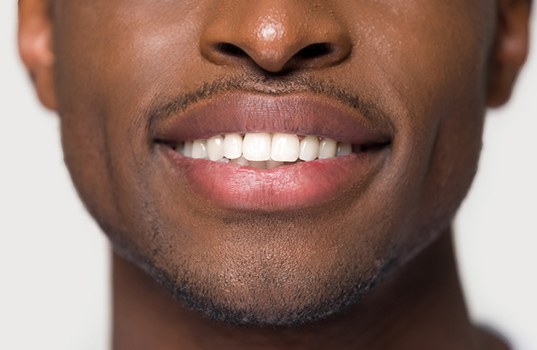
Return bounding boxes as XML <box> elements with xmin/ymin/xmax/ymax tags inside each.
<box><xmin>172</xmin><ymin>132</ymin><xmax>387</xmax><ymax>169</ymax></box>
<box><xmin>153</xmin><ymin>92</ymin><xmax>393</xmax><ymax>211</ymax></box>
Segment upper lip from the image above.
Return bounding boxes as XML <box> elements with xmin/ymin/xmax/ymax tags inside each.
<box><xmin>151</xmin><ymin>92</ymin><xmax>394</xmax><ymax>147</ymax></box>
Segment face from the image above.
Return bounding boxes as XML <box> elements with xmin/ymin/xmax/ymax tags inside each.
<box><xmin>20</xmin><ymin>0</ymin><xmax>530</xmax><ymax>326</ymax></box>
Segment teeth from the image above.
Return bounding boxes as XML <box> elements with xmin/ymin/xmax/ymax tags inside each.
<box><xmin>267</xmin><ymin>159</ymin><xmax>284</xmax><ymax>169</ymax></box>
<box><xmin>179</xmin><ymin>133</ymin><xmax>358</xmax><ymax>167</ymax></box>
<box><xmin>231</xmin><ymin>156</ymin><xmax>249</xmax><ymax>166</ymax></box>
<box><xmin>299</xmin><ymin>135</ymin><xmax>320</xmax><ymax>161</ymax></box>
<box><xmin>223</xmin><ymin>133</ymin><xmax>243</xmax><ymax>159</ymax></box>
<box><xmin>249</xmin><ymin>161</ymin><xmax>267</xmax><ymax>169</ymax></box>
<box><xmin>243</xmin><ymin>132</ymin><xmax>271</xmax><ymax>161</ymax></box>
<box><xmin>191</xmin><ymin>139</ymin><xmax>208</xmax><ymax>159</ymax></box>
<box><xmin>319</xmin><ymin>138</ymin><xmax>337</xmax><ymax>159</ymax></box>
<box><xmin>337</xmin><ymin>142</ymin><xmax>352</xmax><ymax>157</ymax></box>
<box><xmin>271</xmin><ymin>133</ymin><xmax>300</xmax><ymax>162</ymax></box>
<box><xmin>183</xmin><ymin>141</ymin><xmax>193</xmax><ymax>158</ymax></box>
<box><xmin>207</xmin><ymin>135</ymin><xmax>224</xmax><ymax>161</ymax></box>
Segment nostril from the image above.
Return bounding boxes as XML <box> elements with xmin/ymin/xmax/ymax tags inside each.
<box><xmin>214</xmin><ymin>43</ymin><xmax>249</xmax><ymax>58</ymax></box>
<box><xmin>294</xmin><ymin>43</ymin><xmax>333</xmax><ymax>60</ymax></box>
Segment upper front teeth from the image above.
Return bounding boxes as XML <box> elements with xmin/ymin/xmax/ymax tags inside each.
<box><xmin>178</xmin><ymin>133</ymin><xmax>352</xmax><ymax>164</ymax></box>
<box><xmin>271</xmin><ymin>133</ymin><xmax>300</xmax><ymax>162</ymax></box>
<box><xmin>243</xmin><ymin>132</ymin><xmax>272</xmax><ymax>161</ymax></box>
<box><xmin>223</xmin><ymin>134</ymin><xmax>242</xmax><ymax>159</ymax></box>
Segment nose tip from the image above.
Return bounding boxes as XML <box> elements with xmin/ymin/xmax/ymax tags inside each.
<box><xmin>200</xmin><ymin>3</ymin><xmax>352</xmax><ymax>73</ymax></box>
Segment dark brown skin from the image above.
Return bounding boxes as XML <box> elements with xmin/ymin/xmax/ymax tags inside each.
<box><xmin>19</xmin><ymin>0</ymin><xmax>531</xmax><ymax>349</ymax></box>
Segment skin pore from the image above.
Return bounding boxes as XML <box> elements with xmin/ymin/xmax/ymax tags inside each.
<box><xmin>19</xmin><ymin>0</ymin><xmax>530</xmax><ymax>349</ymax></box>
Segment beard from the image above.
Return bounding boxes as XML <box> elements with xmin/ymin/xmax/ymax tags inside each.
<box><xmin>103</xmin><ymin>215</ymin><xmax>399</xmax><ymax>328</ymax></box>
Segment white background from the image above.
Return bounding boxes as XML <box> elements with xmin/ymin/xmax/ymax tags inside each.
<box><xmin>1</xmin><ymin>2</ymin><xmax>535</xmax><ymax>349</ymax></box>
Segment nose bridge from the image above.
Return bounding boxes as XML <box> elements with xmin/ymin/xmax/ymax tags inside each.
<box><xmin>200</xmin><ymin>0</ymin><xmax>352</xmax><ymax>73</ymax></box>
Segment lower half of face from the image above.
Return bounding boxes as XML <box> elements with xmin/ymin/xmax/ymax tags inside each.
<box><xmin>55</xmin><ymin>0</ymin><xmax>491</xmax><ymax>326</ymax></box>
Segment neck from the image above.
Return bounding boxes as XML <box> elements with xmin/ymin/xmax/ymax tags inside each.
<box><xmin>111</xmin><ymin>231</ymin><xmax>505</xmax><ymax>350</ymax></box>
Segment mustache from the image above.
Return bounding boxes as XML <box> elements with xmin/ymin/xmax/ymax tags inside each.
<box><xmin>144</xmin><ymin>74</ymin><xmax>394</xmax><ymax>133</ymax></box>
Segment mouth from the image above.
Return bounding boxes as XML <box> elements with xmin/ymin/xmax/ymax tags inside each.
<box><xmin>167</xmin><ymin>132</ymin><xmax>386</xmax><ymax>169</ymax></box>
<box><xmin>153</xmin><ymin>92</ymin><xmax>393</xmax><ymax>211</ymax></box>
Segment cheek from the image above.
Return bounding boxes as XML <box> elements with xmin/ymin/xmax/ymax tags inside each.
<box><xmin>396</xmin><ymin>21</ymin><xmax>490</xmax><ymax>230</ymax></box>
<box><xmin>53</xmin><ymin>1</ymin><xmax>204</xmax><ymax>234</ymax></box>
<box><xmin>418</xmin><ymin>103</ymin><xmax>485</xmax><ymax>228</ymax></box>
<box><xmin>339</xmin><ymin>2</ymin><xmax>492</xmax><ymax>243</ymax></box>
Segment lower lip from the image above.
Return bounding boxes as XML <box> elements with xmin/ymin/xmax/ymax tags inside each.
<box><xmin>160</xmin><ymin>146</ymin><xmax>389</xmax><ymax>211</ymax></box>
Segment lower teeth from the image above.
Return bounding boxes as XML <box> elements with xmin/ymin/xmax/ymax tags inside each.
<box><xmin>226</xmin><ymin>158</ymin><xmax>305</xmax><ymax>169</ymax></box>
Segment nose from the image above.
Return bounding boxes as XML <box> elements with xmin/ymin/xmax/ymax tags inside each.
<box><xmin>200</xmin><ymin>1</ymin><xmax>352</xmax><ymax>73</ymax></box>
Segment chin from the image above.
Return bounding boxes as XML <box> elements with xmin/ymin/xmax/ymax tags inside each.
<box><xmin>151</xmin><ymin>262</ymin><xmax>390</xmax><ymax>328</ymax></box>
<box><xmin>109</xmin><ymin>226</ymin><xmax>398</xmax><ymax>328</ymax></box>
